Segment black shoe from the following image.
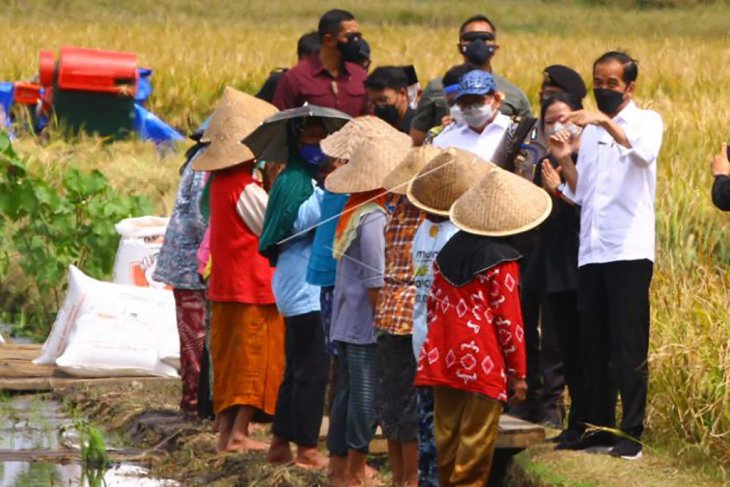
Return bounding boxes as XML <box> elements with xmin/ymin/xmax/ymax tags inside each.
<box><xmin>610</xmin><ymin>439</ymin><xmax>643</xmax><ymax>460</ymax></box>
<box><xmin>555</xmin><ymin>432</ymin><xmax>613</xmax><ymax>451</ymax></box>
<box><xmin>550</xmin><ymin>429</ymin><xmax>582</xmax><ymax>447</ymax></box>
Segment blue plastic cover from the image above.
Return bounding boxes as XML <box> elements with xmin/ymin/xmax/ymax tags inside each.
<box><xmin>133</xmin><ymin>103</ymin><xmax>184</xmax><ymax>144</ymax></box>
<box><xmin>136</xmin><ymin>68</ymin><xmax>153</xmax><ymax>104</ymax></box>
<box><xmin>0</xmin><ymin>82</ymin><xmax>15</xmax><ymax>127</ymax></box>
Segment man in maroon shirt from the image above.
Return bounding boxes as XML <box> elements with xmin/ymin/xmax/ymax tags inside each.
<box><xmin>273</xmin><ymin>9</ymin><xmax>369</xmax><ymax>117</ymax></box>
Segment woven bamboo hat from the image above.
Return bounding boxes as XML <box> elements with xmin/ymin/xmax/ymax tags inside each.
<box><xmin>450</xmin><ymin>166</ymin><xmax>553</xmax><ymax>236</ymax></box>
<box><xmin>406</xmin><ymin>147</ymin><xmax>494</xmax><ymax>215</ymax></box>
<box><xmin>320</xmin><ymin>115</ymin><xmax>411</xmax><ymax>160</ymax></box>
<box><xmin>193</xmin><ymin>87</ymin><xmax>278</xmax><ymax>171</ymax></box>
<box><xmin>325</xmin><ymin>133</ymin><xmax>412</xmax><ymax>194</ymax></box>
<box><xmin>383</xmin><ymin>145</ymin><xmax>443</xmax><ymax>195</ymax></box>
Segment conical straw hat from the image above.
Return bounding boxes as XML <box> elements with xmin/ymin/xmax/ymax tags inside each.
<box><xmin>193</xmin><ymin>87</ymin><xmax>277</xmax><ymax>171</ymax></box>
<box><xmin>321</xmin><ymin>115</ymin><xmax>411</xmax><ymax>160</ymax></box>
<box><xmin>325</xmin><ymin>133</ymin><xmax>412</xmax><ymax>194</ymax></box>
<box><xmin>450</xmin><ymin>166</ymin><xmax>553</xmax><ymax>237</ymax></box>
<box><xmin>383</xmin><ymin>145</ymin><xmax>443</xmax><ymax>195</ymax></box>
<box><xmin>406</xmin><ymin>147</ymin><xmax>494</xmax><ymax>216</ymax></box>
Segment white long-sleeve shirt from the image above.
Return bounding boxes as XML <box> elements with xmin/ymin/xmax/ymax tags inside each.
<box><xmin>432</xmin><ymin>112</ymin><xmax>511</xmax><ymax>163</ymax></box>
<box><xmin>566</xmin><ymin>101</ymin><xmax>664</xmax><ymax>267</ymax></box>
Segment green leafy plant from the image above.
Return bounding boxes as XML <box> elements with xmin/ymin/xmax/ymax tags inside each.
<box><xmin>0</xmin><ymin>131</ymin><xmax>152</xmax><ymax>333</ymax></box>
<box><xmin>78</xmin><ymin>421</ymin><xmax>111</xmax><ymax>487</ymax></box>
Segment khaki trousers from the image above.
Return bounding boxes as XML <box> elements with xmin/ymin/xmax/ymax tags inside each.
<box><xmin>433</xmin><ymin>386</ymin><xmax>502</xmax><ymax>487</ymax></box>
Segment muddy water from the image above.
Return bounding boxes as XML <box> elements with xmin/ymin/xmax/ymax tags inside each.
<box><xmin>0</xmin><ymin>395</ymin><xmax>178</xmax><ymax>487</ymax></box>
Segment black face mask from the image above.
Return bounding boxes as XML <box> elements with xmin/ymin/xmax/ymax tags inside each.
<box><xmin>373</xmin><ymin>104</ymin><xmax>399</xmax><ymax>128</ymax></box>
<box><xmin>593</xmin><ymin>88</ymin><xmax>626</xmax><ymax>115</ymax></box>
<box><xmin>463</xmin><ymin>40</ymin><xmax>496</xmax><ymax>66</ymax></box>
<box><xmin>337</xmin><ymin>34</ymin><xmax>366</xmax><ymax>63</ymax></box>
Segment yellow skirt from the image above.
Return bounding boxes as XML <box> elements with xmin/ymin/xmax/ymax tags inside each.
<box><xmin>210</xmin><ymin>302</ymin><xmax>285</xmax><ymax>416</ymax></box>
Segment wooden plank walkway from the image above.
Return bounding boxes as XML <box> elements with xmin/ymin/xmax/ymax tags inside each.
<box><xmin>0</xmin><ymin>343</ymin><xmax>176</xmax><ymax>392</ymax></box>
<box><xmin>1</xmin><ymin>343</ymin><xmax>545</xmax><ymax>450</ymax></box>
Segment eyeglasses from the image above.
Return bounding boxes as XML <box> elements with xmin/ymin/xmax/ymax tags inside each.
<box><xmin>460</xmin><ymin>31</ymin><xmax>496</xmax><ymax>43</ymax></box>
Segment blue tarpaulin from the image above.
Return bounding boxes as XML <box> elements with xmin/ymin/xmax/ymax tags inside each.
<box><xmin>0</xmin><ymin>82</ymin><xmax>15</xmax><ymax>128</ymax></box>
<box><xmin>134</xmin><ymin>103</ymin><xmax>184</xmax><ymax>145</ymax></box>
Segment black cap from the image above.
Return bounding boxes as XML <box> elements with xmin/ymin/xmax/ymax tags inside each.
<box><xmin>543</xmin><ymin>65</ymin><xmax>587</xmax><ymax>101</ymax></box>
<box><xmin>402</xmin><ymin>65</ymin><xmax>418</xmax><ymax>85</ymax></box>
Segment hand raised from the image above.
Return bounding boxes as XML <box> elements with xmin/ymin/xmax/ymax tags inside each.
<box><xmin>711</xmin><ymin>142</ymin><xmax>730</xmax><ymax>177</ymax></box>
<box><xmin>541</xmin><ymin>160</ymin><xmax>562</xmax><ymax>193</ymax></box>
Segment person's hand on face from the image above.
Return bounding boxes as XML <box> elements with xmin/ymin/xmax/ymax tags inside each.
<box><xmin>712</xmin><ymin>142</ymin><xmax>730</xmax><ymax>177</ymax></box>
<box><xmin>548</xmin><ymin>129</ymin><xmax>573</xmax><ymax>160</ymax></box>
<box><xmin>541</xmin><ymin>160</ymin><xmax>563</xmax><ymax>193</ymax></box>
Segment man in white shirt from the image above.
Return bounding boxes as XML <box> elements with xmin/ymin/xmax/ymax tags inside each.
<box><xmin>551</xmin><ymin>51</ymin><xmax>664</xmax><ymax>460</ymax></box>
<box><xmin>432</xmin><ymin>69</ymin><xmax>510</xmax><ymax>163</ymax></box>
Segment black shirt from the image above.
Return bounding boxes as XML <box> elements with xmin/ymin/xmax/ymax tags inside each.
<box><xmin>712</xmin><ymin>175</ymin><xmax>730</xmax><ymax>211</ymax></box>
<box><xmin>523</xmin><ymin>153</ymin><xmax>581</xmax><ymax>294</ymax></box>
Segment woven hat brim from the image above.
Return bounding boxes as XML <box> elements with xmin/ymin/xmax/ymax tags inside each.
<box><xmin>325</xmin><ymin>162</ymin><xmax>383</xmax><ymax>194</ymax></box>
<box><xmin>405</xmin><ymin>152</ymin><xmax>493</xmax><ymax>216</ymax></box>
<box><xmin>449</xmin><ymin>173</ymin><xmax>553</xmax><ymax>237</ymax></box>
<box><xmin>405</xmin><ymin>183</ymin><xmax>451</xmax><ymax>216</ymax></box>
<box><xmin>383</xmin><ymin>146</ymin><xmax>442</xmax><ymax>195</ymax></box>
<box><xmin>192</xmin><ymin>141</ymin><xmax>256</xmax><ymax>172</ymax></box>
<box><xmin>325</xmin><ymin>134</ymin><xmax>412</xmax><ymax>194</ymax></box>
<box><xmin>199</xmin><ymin>88</ymin><xmax>277</xmax><ymax>144</ymax></box>
<box><xmin>321</xmin><ymin>116</ymin><xmax>410</xmax><ymax>159</ymax></box>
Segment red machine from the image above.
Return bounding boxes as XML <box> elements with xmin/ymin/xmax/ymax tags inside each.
<box><xmin>38</xmin><ymin>47</ymin><xmax>140</xmax><ymax>137</ymax></box>
<box><xmin>39</xmin><ymin>46</ymin><xmax>138</xmax><ymax>95</ymax></box>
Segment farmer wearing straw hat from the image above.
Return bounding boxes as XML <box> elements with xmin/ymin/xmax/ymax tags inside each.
<box><xmin>153</xmin><ymin>127</ymin><xmax>209</xmax><ymax>416</ymax></box>
<box><xmin>405</xmin><ymin>147</ymin><xmax>492</xmax><ymax>487</ymax></box>
<box><xmin>315</xmin><ymin>116</ymin><xmax>411</xmax><ymax>356</ymax></box>
<box><xmin>190</xmin><ymin>87</ymin><xmax>283</xmax><ymax>453</ymax></box>
<box><xmin>415</xmin><ymin>167</ymin><xmax>552</xmax><ymax>486</ymax></box>
<box><xmin>432</xmin><ymin>70</ymin><xmax>511</xmax><ymax>165</ymax></box>
<box><xmin>369</xmin><ymin>144</ymin><xmax>440</xmax><ymax>487</ymax></box>
<box><xmin>257</xmin><ymin>115</ymin><xmax>336</xmax><ymax>469</ymax></box>
<box><xmin>325</xmin><ymin>135</ymin><xmax>411</xmax><ymax>487</ymax></box>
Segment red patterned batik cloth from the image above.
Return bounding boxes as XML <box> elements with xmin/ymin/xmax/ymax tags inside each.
<box><xmin>414</xmin><ymin>260</ymin><xmax>527</xmax><ymax>402</ymax></box>
<box><xmin>172</xmin><ymin>288</ymin><xmax>207</xmax><ymax>413</ymax></box>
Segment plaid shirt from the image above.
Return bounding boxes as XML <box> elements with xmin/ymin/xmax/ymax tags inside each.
<box><xmin>375</xmin><ymin>196</ymin><xmax>424</xmax><ymax>335</ymax></box>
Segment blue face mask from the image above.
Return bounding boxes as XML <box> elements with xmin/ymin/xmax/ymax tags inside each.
<box><xmin>299</xmin><ymin>144</ymin><xmax>327</xmax><ymax>167</ymax></box>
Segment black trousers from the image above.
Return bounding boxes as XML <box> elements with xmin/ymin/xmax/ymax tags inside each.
<box><xmin>272</xmin><ymin>311</ymin><xmax>330</xmax><ymax>447</ymax></box>
<box><xmin>544</xmin><ymin>290</ymin><xmax>586</xmax><ymax>433</ymax></box>
<box><xmin>578</xmin><ymin>260</ymin><xmax>653</xmax><ymax>439</ymax></box>
<box><xmin>517</xmin><ymin>289</ymin><xmax>566</xmax><ymax>425</ymax></box>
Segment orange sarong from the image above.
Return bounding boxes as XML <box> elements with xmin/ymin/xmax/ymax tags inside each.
<box><xmin>210</xmin><ymin>302</ymin><xmax>285</xmax><ymax>416</ymax></box>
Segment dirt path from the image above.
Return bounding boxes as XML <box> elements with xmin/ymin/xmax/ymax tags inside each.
<box><xmin>56</xmin><ymin>380</ymin><xmax>727</xmax><ymax>487</ymax></box>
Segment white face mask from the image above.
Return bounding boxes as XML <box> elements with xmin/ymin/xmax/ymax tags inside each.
<box><xmin>461</xmin><ymin>102</ymin><xmax>496</xmax><ymax>129</ymax></box>
<box><xmin>449</xmin><ymin>105</ymin><xmax>465</xmax><ymax>126</ymax></box>
<box><xmin>407</xmin><ymin>83</ymin><xmax>420</xmax><ymax>110</ymax></box>
<box><xmin>545</xmin><ymin>121</ymin><xmax>582</xmax><ymax>138</ymax></box>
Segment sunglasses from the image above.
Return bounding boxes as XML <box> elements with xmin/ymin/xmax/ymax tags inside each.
<box><xmin>460</xmin><ymin>31</ymin><xmax>496</xmax><ymax>43</ymax></box>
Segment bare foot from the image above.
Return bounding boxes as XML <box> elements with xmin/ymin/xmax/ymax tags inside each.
<box><xmin>329</xmin><ymin>455</ymin><xmax>348</xmax><ymax>487</ymax></box>
<box><xmin>267</xmin><ymin>436</ymin><xmax>293</xmax><ymax>464</ymax></box>
<box><xmin>295</xmin><ymin>446</ymin><xmax>329</xmax><ymax>470</ymax></box>
<box><xmin>365</xmin><ymin>464</ymin><xmax>378</xmax><ymax>479</ymax></box>
<box><xmin>226</xmin><ymin>436</ymin><xmax>270</xmax><ymax>452</ymax></box>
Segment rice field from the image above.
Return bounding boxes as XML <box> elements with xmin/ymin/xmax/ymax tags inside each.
<box><xmin>0</xmin><ymin>0</ymin><xmax>728</xmax><ymax>475</ymax></box>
